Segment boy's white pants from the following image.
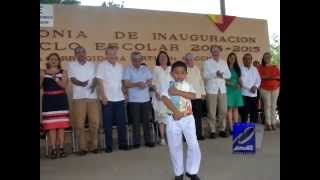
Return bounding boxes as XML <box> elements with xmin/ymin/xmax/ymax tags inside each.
<box><xmin>166</xmin><ymin>114</ymin><xmax>201</xmax><ymax>176</ymax></box>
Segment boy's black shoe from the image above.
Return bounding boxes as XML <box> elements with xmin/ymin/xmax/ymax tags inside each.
<box><xmin>186</xmin><ymin>173</ymin><xmax>200</xmax><ymax>180</ymax></box>
<box><xmin>175</xmin><ymin>175</ymin><xmax>184</xmax><ymax>180</ymax></box>
<box><xmin>219</xmin><ymin>131</ymin><xmax>229</xmax><ymax>138</ymax></box>
<box><xmin>119</xmin><ymin>145</ymin><xmax>130</xmax><ymax>150</ymax></box>
<box><xmin>77</xmin><ymin>150</ymin><xmax>88</xmax><ymax>156</ymax></box>
<box><xmin>209</xmin><ymin>132</ymin><xmax>217</xmax><ymax>139</ymax></box>
<box><xmin>197</xmin><ymin>136</ymin><xmax>205</xmax><ymax>141</ymax></box>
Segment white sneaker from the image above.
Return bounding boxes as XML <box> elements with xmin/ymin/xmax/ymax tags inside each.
<box><xmin>160</xmin><ymin>139</ymin><xmax>167</xmax><ymax>146</ymax></box>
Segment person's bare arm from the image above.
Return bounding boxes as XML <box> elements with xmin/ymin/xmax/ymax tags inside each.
<box><xmin>237</xmin><ymin>77</ymin><xmax>243</xmax><ymax>89</ymax></box>
<box><xmin>55</xmin><ymin>70</ymin><xmax>68</xmax><ymax>89</ymax></box>
<box><xmin>260</xmin><ymin>75</ymin><xmax>274</xmax><ymax>80</ymax></box>
<box><xmin>97</xmin><ymin>78</ymin><xmax>108</xmax><ymax>105</ymax></box>
<box><xmin>161</xmin><ymin>96</ymin><xmax>184</xmax><ymax>120</ymax></box>
<box><xmin>40</xmin><ymin>70</ymin><xmax>45</xmax><ymax>89</ymax></box>
<box><xmin>264</xmin><ymin>74</ymin><xmax>280</xmax><ymax>80</ymax></box>
<box><xmin>177</xmin><ymin>91</ymin><xmax>196</xmax><ymax>100</ymax></box>
<box><xmin>123</xmin><ymin>80</ymin><xmax>145</xmax><ymax>88</ymax></box>
<box><xmin>145</xmin><ymin>79</ymin><xmax>152</xmax><ymax>87</ymax></box>
<box><xmin>70</xmin><ymin>77</ymin><xmax>88</xmax><ymax>87</ymax></box>
<box><xmin>89</xmin><ymin>77</ymin><xmax>97</xmax><ymax>93</ymax></box>
<box><xmin>169</xmin><ymin>86</ymin><xmax>196</xmax><ymax>100</ymax></box>
<box><xmin>273</xmin><ymin>75</ymin><xmax>280</xmax><ymax>80</ymax></box>
<box><xmin>121</xmin><ymin>81</ymin><xmax>128</xmax><ymax>102</ymax></box>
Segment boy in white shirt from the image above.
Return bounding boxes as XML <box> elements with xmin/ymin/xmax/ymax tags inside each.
<box><xmin>161</xmin><ymin>61</ymin><xmax>201</xmax><ymax>180</ymax></box>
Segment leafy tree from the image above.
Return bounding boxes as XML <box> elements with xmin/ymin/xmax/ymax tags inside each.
<box><xmin>40</xmin><ymin>0</ymin><xmax>81</xmax><ymax>5</ymax></box>
<box><xmin>61</xmin><ymin>0</ymin><xmax>80</xmax><ymax>5</ymax></box>
<box><xmin>101</xmin><ymin>1</ymin><xmax>124</xmax><ymax>8</ymax></box>
<box><xmin>40</xmin><ymin>0</ymin><xmax>61</xmax><ymax>3</ymax></box>
<box><xmin>270</xmin><ymin>34</ymin><xmax>280</xmax><ymax>65</ymax></box>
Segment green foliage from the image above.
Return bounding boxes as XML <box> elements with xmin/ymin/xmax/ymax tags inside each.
<box><xmin>40</xmin><ymin>0</ymin><xmax>61</xmax><ymax>3</ymax></box>
<box><xmin>40</xmin><ymin>0</ymin><xmax>80</xmax><ymax>5</ymax></box>
<box><xmin>101</xmin><ymin>1</ymin><xmax>124</xmax><ymax>8</ymax></box>
<box><xmin>270</xmin><ymin>34</ymin><xmax>280</xmax><ymax>65</ymax></box>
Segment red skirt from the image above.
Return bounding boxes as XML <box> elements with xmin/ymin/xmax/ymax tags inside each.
<box><xmin>42</xmin><ymin>110</ymin><xmax>70</xmax><ymax>130</ymax></box>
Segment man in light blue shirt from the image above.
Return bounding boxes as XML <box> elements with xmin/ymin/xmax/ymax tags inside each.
<box><xmin>123</xmin><ymin>51</ymin><xmax>154</xmax><ymax>148</ymax></box>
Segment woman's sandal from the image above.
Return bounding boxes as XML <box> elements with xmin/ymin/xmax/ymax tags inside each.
<box><xmin>59</xmin><ymin>148</ymin><xmax>67</xmax><ymax>158</ymax></box>
<box><xmin>50</xmin><ymin>149</ymin><xmax>58</xmax><ymax>159</ymax></box>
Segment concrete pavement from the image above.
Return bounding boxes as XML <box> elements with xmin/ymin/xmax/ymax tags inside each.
<box><xmin>40</xmin><ymin>130</ymin><xmax>280</xmax><ymax>180</ymax></box>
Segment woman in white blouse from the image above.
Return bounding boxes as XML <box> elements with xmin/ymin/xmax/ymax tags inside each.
<box><xmin>151</xmin><ymin>51</ymin><xmax>171</xmax><ymax>145</ymax></box>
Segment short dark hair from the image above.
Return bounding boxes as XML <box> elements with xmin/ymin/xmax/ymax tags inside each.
<box><xmin>74</xmin><ymin>46</ymin><xmax>85</xmax><ymax>54</ymax></box>
<box><xmin>261</xmin><ymin>52</ymin><xmax>271</xmax><ymax>66</ymax></box>
<box><xmin>105</xmin><ymin>45</ymin><xmax>118</xmax><ymax>54</ymax></box>
<box><xmin>46</xmin><ymin>53</ymin><xmax>62</xmax><ymax>69</ymax></box>
<box><xmin>156</xmin><ymin>51</ymin><xmax>171</xmax><ymax>66</ymax></box>
<box><xmin>131</xmin><ymin>51</ymin><xmax>142</xmax><ymax>60</ymax></box>
<box><xmin>171</xmin><ymin>61</ymin><xmax>187</xmax><ymax>72</ymax></box>
<box><xmin>243</xmin><ymin>53</ymin><xmax>253</xmax><ymax>60</ymax></box>
<box><xmin>210</xmin><ymin>45</ymin><xmax>223</xmax><ymax>52</ymax></box>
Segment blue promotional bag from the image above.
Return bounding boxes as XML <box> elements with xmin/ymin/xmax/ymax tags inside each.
<box><xmin>232</xmin><ymin>122</ymin><xmax>256</xmax><ymax>154</ymax></box>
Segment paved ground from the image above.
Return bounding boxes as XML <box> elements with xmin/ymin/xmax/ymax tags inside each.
<box><xmin>40</xmin><ymin>129</ymin><xmax>279</xmax><ymax>180</ymax></box>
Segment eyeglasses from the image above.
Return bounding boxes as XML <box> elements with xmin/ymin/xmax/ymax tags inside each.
<box><xmin>132</xmin><ymin>57</ymin><xmax>142</xmax><ymax>60</ymax></box>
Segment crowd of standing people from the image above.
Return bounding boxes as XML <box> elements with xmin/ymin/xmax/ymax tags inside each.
<box><xmin>40</xmin><ymin>45</ymin><xmax>280</xmax><ymax>179</ymax></box>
